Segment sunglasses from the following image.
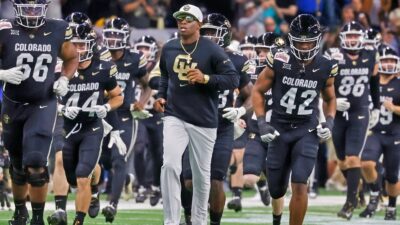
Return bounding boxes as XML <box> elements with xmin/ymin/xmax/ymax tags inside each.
<box><xmin>176</xmin><ymin>14</ymin><xmax>196</xmax><ymax>23</ymax></box>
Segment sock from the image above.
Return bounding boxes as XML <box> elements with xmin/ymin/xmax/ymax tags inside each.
<box><xmin>125</xmin><ymin>174</ymin><xmax>131</xmax><ymax>185</ymax></box>
<box><xmin>257</xmin><ymin>179</ymin><xmax>267</xmax><ymax>188</ymax></box>
<box><xmin>14</xmin><ymin>199</ymin><xmax>27</xmax><ymax>216</ymax></box>
<box><xmin>389</xmin><ymin>196</ymin><xmax>397</xmax><ymax>208</ymax></box>
<box><xmin>273</xmin><ymin>213</ymin><xmax>282</xmax><ymax>225</ymax></box>
<box><xmin>31</xmin><ymin>202</ymin><xmax>45</xmax><ymax>223</ymax></box>
<box><xmin>54</xmin><ymin>195</ymin><xmax>67</xmax><ymax>211</ymax></box>
<box><xmin>73</xmin><ymin>211</ymin><xmax>86</xmax><ymax>225</ymax></box>
<box><xmin>232</xmin><ymin>187</ymin><xmax>242</xmax><ymax>198</ymax></box>
<box><xmin>91</xmin><ymin>185</ymin><xmax>99</xmax><ymax>197</ymax></box>
<box><xmin>210</xmin><ymin>210</ymin><xmax>222</xmax><ymax>225</ymax></box>
<box><xmin>346</xmin><ymin>168</ymin><xmax>360</xmax><ymax>206</ymax></box>
<box><xmin>369</xmin><ymin>181</ymin><xmax>380</xmax><ymax>193</ymax></box>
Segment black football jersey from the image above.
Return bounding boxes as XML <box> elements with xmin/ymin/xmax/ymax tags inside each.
<box><xmin>325</xmin><ymin>48</ymin><xmax>377</xmax><ymax>111</ymax></box>
<box><xmin>217</xmin><ymin>51</ymin><xmax>251</xmax><ymax>126</ymax></box>
<box><xmin>372</xmin><ymin>77</ymin><xmax>400</xmax><ymax>134</ymax></box>
<box><xmin>62</xmin><ymin>59</ymin><xmax>118</xmax><ymax>123</ymax></box>
<box><xmin>267</xmin><ymin>48</ymin><xmax>338</xmax><ymax>125</ymax></box>
<box><xmin>0</xmin><ymin>19</ymin><xmax>72</xmax><ymax>103</ymax></box>
<box><xmin>113</xmin><ymin>48</ymin><xmax>147</xmax><ymax>110</ymax></box>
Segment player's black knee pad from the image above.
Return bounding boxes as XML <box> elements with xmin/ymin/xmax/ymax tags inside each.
<box><xmin>268</xmin><ymin>184</ymin><xmax>287</xmax><ymax>199</ymax></box>
<box><xmin>25</xmin><ymin>167</ymin><xmax>49</xmax><ymax>187</ymax></box>
<box><xmin>112</xmin><ymin>157</ymin><xmax>126</xmax><ymax>171</ymax></box>
<box><xmin>24</xmin><ymin>151</ymin><xmax>47</xmax><ymax>168</ymax></box>
<box><xmin>65</xmin><ymin>172</ymin><xmax>77</xmax><ymax>187</ymax></box>
<box><xmin>9</xmin><ymin>166</ymin><xmax>27</xmax><ymax>185</ymax></box>
<box><xmin>386</xmin><ymin>173</ymin><xmax>398</xmax><ymax>184</ymax></box>
<box><xmin>75</xmin><ymin>162</ymin><xmax>94</xmax><ymax>179</ymax></box>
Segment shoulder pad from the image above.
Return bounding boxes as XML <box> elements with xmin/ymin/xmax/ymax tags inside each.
<box><xmin>242</xmin><ymin>59</ymin><xmax>256</xmax><ymax>75</ymax></box>
<box><xmin>328</xmin><ymin>49</ymin><xmax>344</xmax><ymax>61</ymax></box>
<box><xmin>129</xmin><ymin>48</ymin><xmax>140</xmax><ymax>54</ymax></box>
<box><xmin>0</xmin><ymin>20</ymin><xmax>12</xmax><ymax>30</ymax></box>
<box><xmin>231</xmin><ymin>50</ymin><xmax>244</xmax><ymax>56</ymax></box>
<box><xmin>274</xmin><ymin>51</ymin><xmax>290</xmax><ymax>63</ymax></box>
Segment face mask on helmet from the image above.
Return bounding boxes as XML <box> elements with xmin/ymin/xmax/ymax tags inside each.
<box><xmin>13</xmin><ymin>0</ymin><xmax>49</xmax><ymax>28</ymax></box>
<box><xmin>134</xmin><ymin>36</ymin><xmax>158</xmax><ymax>61</ymax></box>
<box><xmin>340</xmin><ymin>22</ymin><xmax>365</xmax><ymax>51</ymax></box>
<box><xmin>102</xmin><ymin>18</ymin><xmax>130</xmax><ymax>50</ymax></box>
<box><xmin>200</xmin><ymin>25</ymin><xmax>229</xmax><ymax>47</ymax></box>
<box><xmin>71</xmin><ymin>23</ymin><xmax>96</xmax><ymax>62</ymax></box>
<box><xmin>103</xmin><ymin>29</ymin><xmax>129</xmax><ymax>50</ymax></box>
<box><xmin>378</xmin><ymin>46</ymin><xmax>400</xmax><ymax>74</ymax></box>
<box><xmin>254</xmin><ymin>33</ymin><xmax>282</xmax><ymax>67</ymax></box>
<box><xmin>239</xmin><ymin>35</ymin><xmax>258</xmax><ymax>60</ymax></box>
<box><xmin>288</xmin><ymin>14</ymin><xmax>322</xmax><ymax>61</ymax></box>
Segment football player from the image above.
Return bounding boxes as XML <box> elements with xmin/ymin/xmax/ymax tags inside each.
<box><xmin>59</xmin><ymin>22</ymin><xmax>123</xmax><ymax>225</ymax></box>
<box><xmin>226</xmin><ymin>34</ymin><xmax>258</xmax><ymax>212</ymax></box>
<box><xmin>100</xmin><ymin>17</ymin><xmax>150</xmax><ymax>222</ymax></box>
<box><xmin>325</xmin><ymin>21</ymin><xmax>380</xmax><ymax>219</ymax></box>
<box><xmin>253</xmin><ymin>14</ymin><xmax>337</xmax><ymax>225</ymax></box>
<box><xmin>132</xmin><ymin>35</ymin><xmax>164</xmax><ymax>206</ymax></box>
<box><xmin>243</xmin><ymin>32</ymin><xmax>285</xmax><ymax>207</ymax></box>
<box><xmin>181</xmin><ymin>13</ymin><xmax>253</xmax><ymax>225</ymax></box>
<box><xmin>47</xmin><ymin>12</ymin><xmax>111</xmax><ymax>225</ymax></box>
<box><xmin>359</xmin><ymin>45</ymin><xmax>400</xmax><ymax>220</ymax></box>
<box><xmin>0</xmin><ymin>1</ymin><xmax>78</xmax><ymax>224</ymax></box>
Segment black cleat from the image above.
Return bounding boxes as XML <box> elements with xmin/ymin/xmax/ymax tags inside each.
<box><xmin>227</xmin><ymin>197</ymin><xmax>242</xmax><ymax>212</ymax></box>
<box><xmin>8</xmin><ymin>212</ymin><xmax>29</xmax><ymax>225</ymax></box>
<box><xmin>102</xmin><ymin>204</ymin><xmax>117</xmax><ymax>223</ymax></box>
<box><xmin>337</xmin><ymin>201</ymin><xmax>355</xmax><ymax>220</ymax></box>
<box><xmin>149</xmin><ymin>186</ymin><xmax>161</xmax><ymax>206</ymax></box>
<box><xmin>359</xmin><ymin>196</ymin><xmax>378</xmax><ymax>218</ymax></box>
<box><xmin>259</xmin><ymin>185</ymin><xmax>271</xmax><ymax>206</ymax></box>
<box><xmin>88</xmin><ymin>194</ymin><xmax>100</xmax><ymax>218</ymax></box>
<box><xmin>384</xmin><ymin>207</ymin><xmax>397</xmax><ymax>220</ymax></box>
<box><xmin>47</xmin><ymin>209</ymin><xmax>67</xmax><ymax>225</ymax></box>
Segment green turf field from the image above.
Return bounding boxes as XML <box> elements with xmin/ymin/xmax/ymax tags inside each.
<box><xmin>0</xmin><ymin>205</ymin><xmax>398</xmax><ymax>225</ymax></box>
<box><xmin>0</xmin><ymin>189</ymin><xmax>397</xmax><ymax>225</ymax></box>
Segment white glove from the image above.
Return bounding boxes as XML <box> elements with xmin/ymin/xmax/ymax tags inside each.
<box><xmin>336</xmin><ymin>98</ymin><xmax>350</xmax><ymax>112</ymax></box>
<box><xmin>131</xmin><ymin>109</ymin><xmax>153</xmax><ymax>119</ymax></box>
<box><xmin>92</xmin><ymin>104</ymin><xmax>111</xmax><ymax>119</ymax></box>
<box><xmin>0</xmin><ymin>66</ymin><xmax>23</xmax><ymax>85</ymax></box>
<box><xmin>53</xmin><ymin>76</ymin><xmax>69</xmax><ymax>97</ymax></box>
<box><xmin>261</xmin><ymin>130</ymin><xmax>280</xmax><ymax>142</ymax></box>
<box><xmin>233</xmin><ymin>119</ymin><xmax>246</xmax><ymax>140</ymax></box>
<box><xmin>222</xmin><ymin>106</ymin><xmax>246</xmax><ymax>122</ymax></box>
<box><xmin>102</xmin><ymin>119</ymin><xmax>113</xmax><ymax>137</ymax></box>
<box><xmin>317</xmin><ymin>124</ymin><xmax>331</xmax><ymax>140</ymax></box>
<box><xmin>108</xmin><ymin>130</ymin><xmax>127</xmax><ymax>155</ymax></box>
<box><xmin>62</xmin><ymin>106</ymin><xmax>81</xmax><ymax>120</ymax></box>
<box><xmin>369</xmin><ymin>109</ymin><xmax>380</xmax><ymax>128</ymax></box>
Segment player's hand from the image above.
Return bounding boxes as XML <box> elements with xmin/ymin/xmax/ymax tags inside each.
<box><xmin>317</xmin><ymin>124</ymin><xmax>331</xmax><ymax>140</ymax></box>
<box><xmin>383</xmin><ymin>100</ymin><xmax>395</xmax><ymax>112</ymax></box>
<box><xmin>154</xmin><ymin>98</ymin><xmax>166</xmax><ymax>113</ymax></box>
<box><xmin>223</xmin><ymin>107</ymin><xmax>246</xmax><ymax>122</ymax></box>
<box><xmin>62</xmin><ymin>106</ymin><xmax>81</xmax><ymax>120</ymax></box>
<box><xmin>187</xmin><ymin>68</ymin><xmax>206</xmax><ymax>84</ymax></box>
<box><xmin>369</xmin><ymin>109</ymin><xmax>380</xmax><ymax>128</ymax></box>
<box><xmin>108</xmin><ymin>130</ymin><xmax>127</xmax><ymax>155</ymax></box>
<box><xmin>0</xmin><ymin>66</ymin><xmax>23</xmax><ymax>85</ymax></box>
<box><xmin>131</xmin><ymin>109</ymin><xmax>153</xmax><ymax>119</ymax></box>
<box><xmin>130</xmin><ymin>102</ymin><xmax>144</xmax><ymax>111</ymax></box>
<box><xmin>53</xmin><ymin>76</ymin><xmax>69</xmax><ymax>97</ymax></box>
<box><xmin>234</xmin><ymin>119</ymin><xmax>246</xmax><ymax>140</ymax></box>
<box><xmin>257</xmin><ymin>116</ymin><xmax>280</xmax><ymax>143</ymax></box>
<box><xmin>336</xmin><ymin>98</ymin><xmax>350</xmax><ymax>112</ymax></box>
<box><xmin>92</xmin><ymin>104</ymin><xmax>111</xmax><ymax>119</ymax></box>
<box><xmin>317</xmin><ymin>116</ymin><xmax>334</xmax><ymax>140</ymax></box>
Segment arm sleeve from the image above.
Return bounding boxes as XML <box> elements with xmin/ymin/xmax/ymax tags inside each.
<box><xmin>370</xmin><ymin>75</ymin><xmax>380</xmax><ymax>109</ymax></box>
<box><xmin>136</xmin><ymin>52</ymin><xmax>148</xmax><ymax>79</ymax></box>
<box><xmin>238</xmin><ymin>60</ymin><xmax>251</xmax><ymax>89</ymax></box>
<box><xmin>157</xmin><ymin>48</ymin><xmax>168</xmax><ymax>99</ymax></box>
<box><xmin>207</xmin><ymin>46</ymin><xmax>239</xmax><ymax>90</ymax></box>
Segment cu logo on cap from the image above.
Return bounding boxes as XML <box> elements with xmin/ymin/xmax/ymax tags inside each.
<box><xmin>183</xmin><ymin>5</ymin><xmax>190</xmax><ymax>11</ymax></box>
